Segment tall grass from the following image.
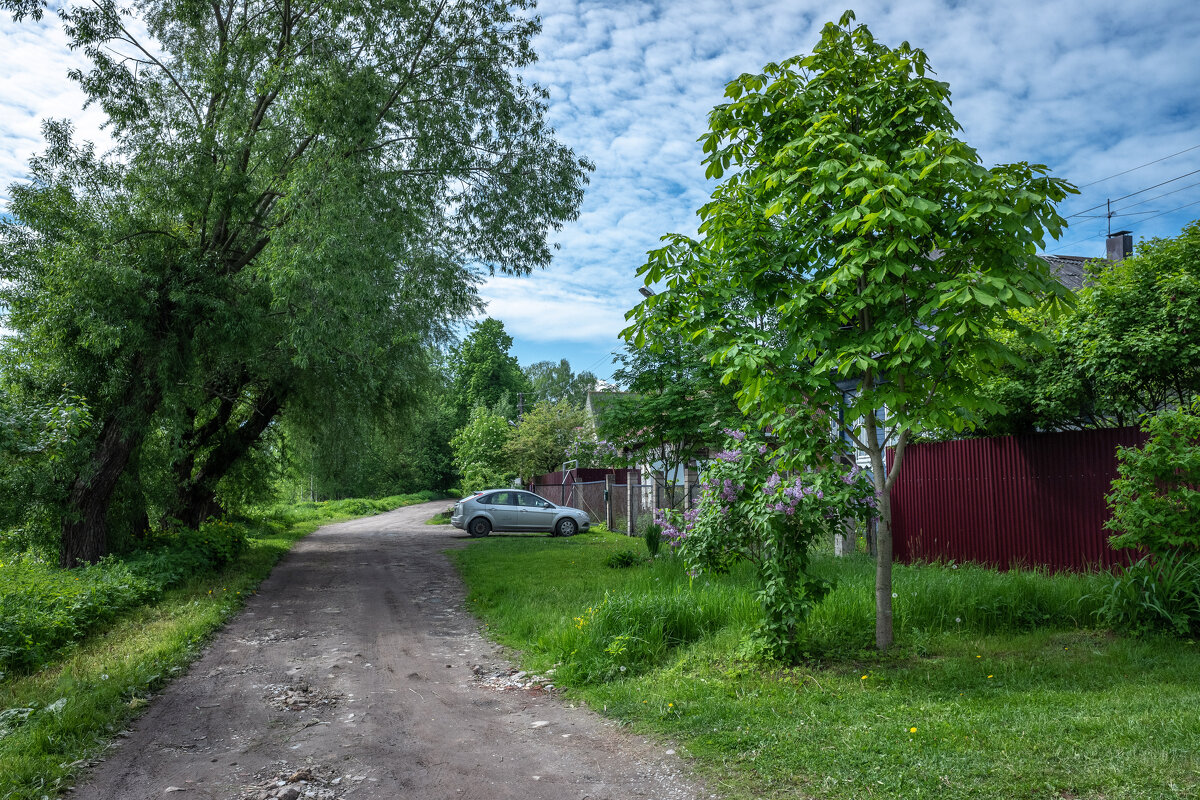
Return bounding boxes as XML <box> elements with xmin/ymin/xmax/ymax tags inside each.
<box><xmin>545</xmin><ymin>557</ymin><xmax>758</xmax><ymax>684</ymax></box>
<box><xmin>803</xmin><ymin>556</ymin><xmax>1109</xmax><ymax>653</ymax></box>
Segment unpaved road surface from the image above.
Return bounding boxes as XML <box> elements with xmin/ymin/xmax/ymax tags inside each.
<box><xmin>75</xmin><ymin>501</ymin><xmax>709</xmax><ymax>800</ymax></box>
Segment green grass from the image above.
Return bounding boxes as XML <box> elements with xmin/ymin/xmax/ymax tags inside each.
<box><xmin>425</xmin><ymin>508</ymin><xmax>454</xmax><ymax>525</ymax></box>
<box><xmin>0</xmin><ymin>492</ymin><xmax>441</xmax><ymax>800</ymax></box>
<box><xmin>452</xmin><ymin>529</ymin><xmax>1200</xmax><ymax>800</ymax></box>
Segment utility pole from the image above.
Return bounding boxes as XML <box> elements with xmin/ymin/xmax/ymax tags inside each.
<box><xmin>517</xmin><ymin>392</ymin><xmax>524</xmax><ymax>422</ymax></box>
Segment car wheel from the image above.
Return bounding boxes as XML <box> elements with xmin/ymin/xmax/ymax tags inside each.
<box><xmin>468</xmin><ymin>517</ymin><xmax>492</xmax><ymax>538</ymax></box>
<box><xmin>556</xmin><ymin>518</ymin><xmax>578</xmax><ymax>537</ymax></box>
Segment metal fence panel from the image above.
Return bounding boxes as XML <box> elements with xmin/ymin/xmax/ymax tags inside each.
<box><xmin>887</xmin><ymin>427</ymin><xmax>1147</xmax><ymax>571</ymax></box>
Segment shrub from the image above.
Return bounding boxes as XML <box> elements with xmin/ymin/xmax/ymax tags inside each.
<box><xmin>0</xmin><ymin>557</ymin><xmax>159</xmax><ymax>676</ymax></box>
<box><xmin>605</xmin><ymin>551</ymin><xmax>642</xmax><ymax>569</ymax></box>
<box><xmin>659</xmin><ymin>427</ymin><xmax>876</xmax><ymax>661</ymax></box>
<box><xmin>1106</xmin><ymin>398</ymin><xmax>1200</xmax><ymax>557</ymax></box>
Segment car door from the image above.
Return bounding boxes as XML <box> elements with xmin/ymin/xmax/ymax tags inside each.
<box><xmin>484</xmin><ymin>491</ymin><xmax>522</xmax><ymax>530</ymax></box>
<box><xmin>517</xmin><ymin>492</ymin><xmax>557</xmax><ymax>532</ymax></box>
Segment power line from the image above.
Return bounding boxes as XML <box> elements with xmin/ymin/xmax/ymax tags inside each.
<box><xmin>1077</xmin><ymin>143</ymin><xmax>1200</xmax><ymax>188</ymax></box>
<box><xmin>1065</xmin><ymin>167</ymin><xmax>1200</xmax><ymax>219</ymax></box>
<box><xmin>1111</xmin><ymin>178</ymin><xmax>1200</xmax><ymax>213</ymax></box>
<box><xmin>1136</xmin><ymin>197</ymin><xmax>1200</xmax><ymax>226</ymax></box>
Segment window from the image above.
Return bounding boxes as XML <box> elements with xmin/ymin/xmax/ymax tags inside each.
<box><xmin>519</xmin><ymin>492</ymin><xmax>549</xmax><ymax>508</ymax></box>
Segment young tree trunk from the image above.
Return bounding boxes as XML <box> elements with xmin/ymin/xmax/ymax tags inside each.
<box><xmin>864</xmin><ymin>412</ymin><xmax>894</xmax><ymax>650</ymax></box>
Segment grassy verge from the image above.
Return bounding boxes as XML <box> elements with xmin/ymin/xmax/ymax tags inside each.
<box><xmin>0</xmin><ymin>491</ymin><xmax>441</xmax><ymax>800</ymax></box>
<box><xmin>452</xmin><ymin>528</ymin><xmax>1200</xmax><ymax>800</ymax></box>
<box><xmin>425</xmin><ymin>508</ymin><xmax>453</xmax><ymax>525</ymax></box>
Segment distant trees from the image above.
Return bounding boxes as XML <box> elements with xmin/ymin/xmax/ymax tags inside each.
<box><xmin>594</xmin><ymin>341</ymin><xmax>739</xmax><ymax>506</ymax></box>
<box><xmin>504</xmin><ymin>400</ymin><xmax>590</xmax><ymax>482</ymax></box>
<box><xmin>0</xmin><ymin>0</ymin><xmax>589</xmax><ymax>564</ymax></box>
<box><xmin>524</xmin><ymin>359</ymin><xmax>597</xmax><ymax>407</ymax></box>
<box><xmin>450</xmin><ymin>319</ymin><xmax>532</xmax><ymax>427</ymax></box>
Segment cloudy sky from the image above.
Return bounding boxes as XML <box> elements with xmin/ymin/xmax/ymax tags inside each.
<box><xmin>4</xmin><ymin>1</ymin><xmax>1200</xmax><ymax>380</ymax></box>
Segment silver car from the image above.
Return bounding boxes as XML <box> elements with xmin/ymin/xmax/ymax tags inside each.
<box><xmin>451</xmin><ymin>489</ymin><xmax>591</xmax><ymax>538</ymax></box>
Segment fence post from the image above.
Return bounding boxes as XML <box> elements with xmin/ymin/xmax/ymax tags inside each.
<box><xmin>626</xmin><ymin>469</ymin><xmax>638</xmax><ymax>537</ymax></box>
<box><xmin>605</xmin><ymin>474</ymin><xmax>615</xmax><ymax>530</ymax></box>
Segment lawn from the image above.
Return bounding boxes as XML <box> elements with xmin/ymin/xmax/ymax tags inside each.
<box><xmin>451</xmin><ymin>528</ymin><xmax>1200</xmax><ymax>800</ymax></box>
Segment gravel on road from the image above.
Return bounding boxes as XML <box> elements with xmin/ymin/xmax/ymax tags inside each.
<box><xmin>72</xmin><ymin>501</ymin><xmax>711</xmax><ymax>800</ymax></box>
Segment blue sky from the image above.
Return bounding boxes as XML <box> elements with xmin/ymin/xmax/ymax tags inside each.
<box><xmin>4</xmin><ymin>0</ymin><xmax>1200</xmax><ymax>381</ymax></box>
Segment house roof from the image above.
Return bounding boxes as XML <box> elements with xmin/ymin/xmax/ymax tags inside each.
<box><xmin>1037</xmin><ymin>254</ymin><xmax>1095</xmax><ymax>292</ymax></box>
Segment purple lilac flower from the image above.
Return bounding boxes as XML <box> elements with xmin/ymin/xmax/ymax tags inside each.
<box><xmin>715</xmin><ymin>449</ymin><xmax>742</xmax><ymax>463</ymax></box>
<box><xmin>759</xmin><ymin>444</ymin><xmax>769</xmax><ymax>455</ymax></box>
<box><xmin>723</xmin><ymin>428</ymin><xmax>747</xmax><ymax>441</ymax></box>
<box><xmin>764</xmin><ymin>472</ymin><xmax>781</xmax><ymax>493</ymax></box>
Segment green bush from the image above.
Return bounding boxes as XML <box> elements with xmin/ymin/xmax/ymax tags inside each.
<box><xmin>0</xmin><ymin>557</ymin><xmax>159</xmax><ymax>676</ymax></box>
<box><xmin>605</xmin><ymin>551</ymin><xmax>642</xmax><ymax>569</ymax></box>
<box><xmin>1096</xmin><ymin>551</ymin><xmax>1200</xmax><ymax>635</ymax></box>
<box><xmin>1107</xmin><ymin>399</ymin><xmax>1200</xmax><ymax>557</ymax></box>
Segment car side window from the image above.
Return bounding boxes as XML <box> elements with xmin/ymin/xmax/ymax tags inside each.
<box><xmin>477</xmin><ymin>493</ymin><xmax>495</xmax><ymax>505</ymax></box>
<box><xmin>518</xmin><ymin>492</ymin><xmax>547</xmax><ymax>508</ymax></box>
<box><xmin>491</xmin><ymin>491</ymin><xmax>515</xmax><ymax>506</ymax></box>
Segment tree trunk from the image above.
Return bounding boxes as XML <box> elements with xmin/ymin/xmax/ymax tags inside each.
<box><xmin>60</xmin><ymin>416</ymin><xmax>143</xmax><ymax>568</ymax></box>
<box><xmin>864</xmin><ymin>408</ymin><xmax>894</xmax><ymax>650</ymax></box>
<box><xmin>873</xmin><ymin>470</ymin><xmax>894</xmax><ymax>650</ymax></box>
<box><xmin>175</xmin><ymin>392</ymin><xmax>282</xmax><ymax>527</ymax></box>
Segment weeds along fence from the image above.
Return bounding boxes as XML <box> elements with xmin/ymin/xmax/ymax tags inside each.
<box><xmin>528</xmin><ymin>468</ymin><xmax>698</xmax><ymax>535</ymax></box>
<box><xmin>887</xmin><ymin>426</ymin><xmax>1147</xmax><ymax>572</ymax></box>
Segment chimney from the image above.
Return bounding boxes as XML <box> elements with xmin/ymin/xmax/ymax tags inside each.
<box><xmin>1106</xmin><ymin>230</ymin><xmax>1133</xmax><ymax>262</ymax></box>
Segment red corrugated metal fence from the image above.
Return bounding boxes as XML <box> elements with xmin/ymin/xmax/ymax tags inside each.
<box><xmin>887</xmin><ymin>427</ymin><xmax>1147</xmax><ymax>571</ymax></box>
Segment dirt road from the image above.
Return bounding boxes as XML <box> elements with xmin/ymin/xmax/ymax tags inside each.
<box><xmin>75</xmin><ymin>501</ymin><xmax>708</xmax><ymax>800</ymax></box>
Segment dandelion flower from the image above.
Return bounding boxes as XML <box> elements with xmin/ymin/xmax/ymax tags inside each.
<box><xmin>860</xmin><ymin>675</ymin><xmax>868</xmax><ymax>680</ymax></box>
<box><xmin>909</xmin><ymin>727</ymin><xmax>917</xmax><ymax>733</ymax></box>
<box><xmin>987</xmin><ymin>675</ymin><xmax>993</xmax><ymax>679</ymax></box>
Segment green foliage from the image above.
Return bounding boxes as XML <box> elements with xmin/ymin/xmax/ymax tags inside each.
<box><xmin>0</xmin><ymin>557</ymin><xmax>158</xmax><ymax>677</ymax></box>
<box><xmin>549</xmin><ymin>584</ymin><xmax>744</xmax><ymax>685</ymax></box>
<box><xmin>624</xmin><ymin>12</ymin><xmax>1074</xmax><ymax>649</ymax></box>
<box><xmin>0</xmin><ymin>0</ymin><xmax>588</xmax><ymax>562</ymax></box>
<box><xmin>504</xmin><ymin>400</ymin><xmax>589</xmax><ymax>480</ymax></box>
<box><xmin>642</xmin><ymin>522</ymin><xmax>664</xmax><ymax>558</ymax></box>
<box><xmin>604</xmin><ymin>551</ymin><xmax>642</xmax><ymax>569</ymax></box>
<box><xmin>450</xmin><ymin>406</ymin><xmax>514</xmax><ymax>493</ymax></box>
<box><xmin>524</xmin><ymin>359</ymin><xmax>597</xmax><ymax>407</ymax></box>
<box><xmin>1095</xmin><ymin>551</ymin><xmax>1200</xmax><ymax>636</ymax></box>
<box><xmin>0</xmin><ymin>520</ymin><xmax>246</xmax><ymax>676</ymax></box>
<box><xmin>1106</xmin><ymin>399</ymin><xmax>1200</xmax><ymax>556</ymax></box>
<box><xmin>980</xmin><ymin>221</ymin><xmax>1200</xmax><ymax>434</ymax></box>
<box><xmin>595</xmin><ymin>340</ymin><xmax>739</xmax><ymax>505</ymax></box>
<box><xmin>665</xmin><ymin>429</ymin><xmax>875</xmax><ymax>661</ymax></box>
<box><xmin>450</xmin><ymin>319</ymin><xmax>531</xmax><ymax>426</ymax></box>
<box><xmin>0</xmin><ymin>387</ymin><xmax>92</xmax><ymax>552</ymax></box>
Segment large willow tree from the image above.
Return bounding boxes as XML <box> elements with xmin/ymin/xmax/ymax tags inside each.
<box><xmin>1</xmin><ymin>0</ymin><xmax>590</xmax><ymax>565</ymax></box>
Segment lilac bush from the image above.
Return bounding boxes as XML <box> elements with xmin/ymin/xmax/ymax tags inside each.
<box><xmin>659</xmin><ymin>428</ymin><xmax>875</xmax><ymax>661</ymax></box>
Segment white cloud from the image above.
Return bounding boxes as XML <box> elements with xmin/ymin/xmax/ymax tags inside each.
<box><xmin>4</xmin><ymin>0</ymin><xmax>1200</xmax><ymax>371</ymax></box>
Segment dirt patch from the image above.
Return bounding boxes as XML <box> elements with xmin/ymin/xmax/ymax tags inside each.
<box><xmin>72</xmin><ymin>501</ymin><xmax>711</xmax><ymax>799</ymax></box>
